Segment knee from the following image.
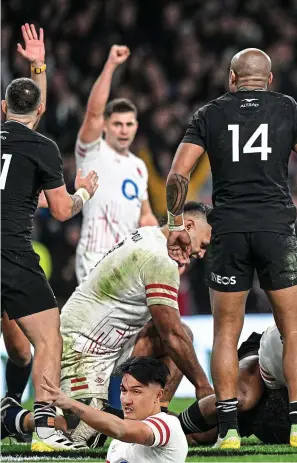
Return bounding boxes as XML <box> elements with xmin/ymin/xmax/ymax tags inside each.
<box><xmin>182</xmin><ymin>322</ymin><xmax>194</xmax><ymax>342</ymax></box>
<box><xmin>8</xmin><ymin>348</ymin><xmax>32</xmax><ymax>367</ymax></box>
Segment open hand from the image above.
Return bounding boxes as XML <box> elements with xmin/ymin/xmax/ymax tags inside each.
<box><xmin>75</xmin><ymin>169</ymin><xmax>99</xmax><ymax>199</ymax></box>
<box><xmin>108</xmin><ymin>45</ymin><xmax>130</xmax><ymax>67</ymax></box>
<box><xmin>167</xmin><ymin>229</ymin><xmax>192</xmax><ymax>265</ymax></box>
<box><xmin>17</xmin><ymin>24</ymin><xmax>45</xmax><ymax>66</ymax></box>
<box><xmin>41</xmin><ymin>375</ymin><xmax>72</xmax><ymax>410</ymax></box>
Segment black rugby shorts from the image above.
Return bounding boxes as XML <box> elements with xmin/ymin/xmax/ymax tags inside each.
<box><xmin>1</xmin><ymin>249</ymin><xmax>57</xmax><ymax>319</ymax></box>
<box><xmin>205</xmin><ymin>232</ymin><xmax>297</xmax><ymax>292</ymax></box>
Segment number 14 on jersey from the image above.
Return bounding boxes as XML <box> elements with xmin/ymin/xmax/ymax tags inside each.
<box><xmin>228</xmin><ymin>123</ymin><xmax>271</xmax><ymax>162</ymax></box>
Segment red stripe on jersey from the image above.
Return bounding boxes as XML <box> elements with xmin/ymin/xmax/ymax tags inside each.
<box><xmin>71</xmin><ymin>384</ymin><xmax>89</xmax><ymax>392</ymax></box>
<box><xmin>77</xmin><ymin>144</ymin><xmax>87</xmax><ymax>153</ymax></box>
<box><xmin>146</xmin><ymin>292</ymin><xmax>177</xmax><ymax>301</ymax></box>
<box><xmin>260</xmin><ymin>366</ymin><xmax>275</xmax><ymax>381</ymax></box>
<box><xmin>145</xmin><ymin>418</ymin><xmax>164</xmax><ymax>445</ymax></box>
<box><xmin>145</xmin><ymin>284</ymin><xmax>178</xmax><ymax>294</ymax></box>
<box><xmin>151</xmin><ymin>417</ymin><xmax>171</xmax><ymax>446</ymax></box>
<box><xmin>71</xmin><ymin>377</ymin><xmax>87</xmax><ymax>383</ymax></box>
<box><xmin>77</xmin><ymin>148</ymin><xmax>86</xmax><ymax>158</ymax></box>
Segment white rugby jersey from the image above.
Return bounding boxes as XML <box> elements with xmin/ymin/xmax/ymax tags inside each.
<box><xmin>61</xmin><ymin>227</ymin><xmax>179</xmax><ymax>355</ymax></box>
<box><xmin>106</xmin><ymin>412</ymin><xmax>188</xmax><ymax>463</ymax></box>
<box><xmin>75</xmin><ymin>136</ymin><xmax>149</xmax><ymax>256</ymax></box>
<box><xmin>259</xmin><ymin>324</ymin><xmax>285</xmax><ymax>389</ymax></box>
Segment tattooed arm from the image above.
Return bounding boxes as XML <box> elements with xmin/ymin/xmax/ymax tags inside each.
<box><xmin>166</xmin><ymin>143</ymin><xmax>205</xmax><ymax>264</ymax></box>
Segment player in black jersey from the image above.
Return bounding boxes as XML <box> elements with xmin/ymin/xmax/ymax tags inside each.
<box><xmin>1</xmin><ymin>24</ymin><xmax>98</xmax><ymax>451</ymax></box>
<box><xmin>165</xmin><ymin>48</ymin><xmax>297</xmax><ymax>449</ymax></box>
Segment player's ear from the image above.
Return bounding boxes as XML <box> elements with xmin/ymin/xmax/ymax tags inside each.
<box><xmin>37</xmin><ymin>103</ymin><xmax>45</xmax><ymax>116</ymax></box>
<box><xmin>230</xmin><ymin>70</ymin><xmax>236</xmax><ymax>85</ymax></box>
<box><xmin>268</xmin><ymin>72</ymin><xmax>273</xmax><ymax>86</ymax></box>
<box><xmin>157</xmin><ymin>389</ymin><xmax>163</xmax><ymax>402</ymax></box>
<box><xmin>1</xmin><ymin>100</ymin><xmax>7</xmax><ymax>114</ymax></box>
<box><xmin>185</xmin><ymin>218</ymin><xmax>195</xmax><ymax>231</ymax></box>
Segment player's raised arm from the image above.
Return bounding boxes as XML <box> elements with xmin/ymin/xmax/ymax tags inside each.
<box><xmin>17</xmin><ymin>24</ymin><xmax>47</xmax><ymax>117</ymax></box>
<box><xmin>166</xmin><ymin>111</ymin><xmax>206</xmax><ymax>264</ymax></box>
<box><xmin>78</xmin><ymin>45</ymin><xmax>130</xmax><ymax>144</ymax></box>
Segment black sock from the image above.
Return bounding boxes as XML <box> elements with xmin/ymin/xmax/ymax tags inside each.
<box><xmin>216</xmin><ymin>398</ymin><xmax>238</xmax><ymax>438</ymax></box>
<box><xmin>178</xmin><ymin>401</ymin><xmax>216</xmax><ymax>434</ymax></box>
<box><xmin>161</xmin><ymin>406</ymin><xmax>168</xmax><ymax>413</ymax></box>
<box><xmin>34</xmin><ymin>402</ymin><xmax>56</xmax><ymax>438</ymax></box>
<box><xmin>289</xmin><ymin>401</ymin><xmax>297</xmax><ymax>425</ymax></box>
<box><xmin>3</xmin><ymin>403</ymin><xmax>30</xmax><ymax>435</ymax></box>
<box><xmin>6</xmin><ymin>357</ymin><xmax>32</xmax><ymax>403</ymax></box>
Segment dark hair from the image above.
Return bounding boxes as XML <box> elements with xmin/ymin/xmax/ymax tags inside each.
<box><xmin>5</xmin><ymin>78</ymin><xmax>41</xmax><ymax>115</ymax></box>
<box><xmin>114</xmin><ymin>356</ymin><xmax>170</xmax><ymax>388</ymax></box>
<box><xmin>184</xmin><ymin>201</ymin><xmax>213</xmax><ymax>218</ymax></box>
<box><xmin>104</xmin><ymin>98</ymin><xmax>137</xmax><ymax>119</ymax></box>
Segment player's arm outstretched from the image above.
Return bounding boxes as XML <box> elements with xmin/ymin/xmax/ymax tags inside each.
<box><xmin>41</xmin><ymin>375</ymin><xmax>156</xmax><ymax>446</ymax></box>
<box><xmin>78</xmin><ymin>45</ymin><xmax>130</xmax><ymax>144</ymax></box>
<box><xmin>166</xmin><ymin>142</ymin><xmax>205</xmax><ymax>264</ymax></box>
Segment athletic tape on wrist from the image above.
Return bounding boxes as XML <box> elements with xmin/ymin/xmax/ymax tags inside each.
<box><xmin>75</xmin><ymin>188</ymin><xmax>90</xmax><ymax>205</ymax></box>
<box><xmin>167</xmin><ymin>211</ymin><xmax>185</xmax><ymax>232</ymax></box>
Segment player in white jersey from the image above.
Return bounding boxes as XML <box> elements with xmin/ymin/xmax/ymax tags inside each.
<box><xmin>60</xmin><ymin>202</ymin><xmax>213</xmax><ymax>445</ymax></box>
<box><xmin>40</xmin><ymin>357</ymin><xmax>188</xmax><ymax>462</ymax></box>
<box><xmin>75</xmin><ymin>44</ymin><xmax>157</xmax><ymax>283</ymax></box>
<box><xmin>259</xmin><ymin>324</ymin><xmax>285</xmax><ymax>389</ymax></box>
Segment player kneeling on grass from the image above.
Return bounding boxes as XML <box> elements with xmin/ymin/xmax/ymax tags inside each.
<box><xmin>3</xmin><ymin>357</ymin><xmax>188</xmax><ymax>463</ymax></box>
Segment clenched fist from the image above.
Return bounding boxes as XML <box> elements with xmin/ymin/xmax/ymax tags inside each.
<box><xmin>108</xmin><ymin>45</ymin><xmax>130</xmax><ymax>67</ymax></box>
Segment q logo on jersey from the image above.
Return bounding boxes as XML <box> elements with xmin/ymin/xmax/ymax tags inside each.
<box><xmin>122</xmin><ymin>179</ymin><xmax>139</xmax><ymax>201</ymax></box>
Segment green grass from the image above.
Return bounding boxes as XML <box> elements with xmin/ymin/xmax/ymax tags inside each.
<box><xmin>1</xmin><ymin>398</ymin><xmax>296</xmax><ymax>462</ymax></box>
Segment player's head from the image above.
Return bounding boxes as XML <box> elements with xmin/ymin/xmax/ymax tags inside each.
<box><xmin>103</xmin><ymin>98</ymin><xmax>138</xmax><ymax>154</ymax></box>
<box><xmin>115</xmin><ymin>356</ymin><xmax>170</xmax><ymax>420</ymax></box>
<box><xmin>229</xmin><ymin>48</ymin><xmax>273</xmax><ymax>91</ymax></box>
<box><xmin>183</xmin><ymin>201</ymin><xmax>212</xmax><ymax>259</ymax></box>
<box><xmin>2</xmin><ymin>78</ymin><xmax>44</xmax><ymax>127</ymax></box>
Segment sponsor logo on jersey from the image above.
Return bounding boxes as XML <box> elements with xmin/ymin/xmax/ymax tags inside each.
<box><xmin>95</xmin><ymin>377</ymin><xmax>105</xmax><ymax>385</ymax></box>
<box><xmin>240</xmin><ymin>98</ymin><xmax>259</xmax><ymax>108</ymax></box>
<box><xmin>211</xmin><ymin>272</ymin><xmax>236</xmax><ymax>285</ymax></box>
<box><xmin>122</xmin><ymin>178</ymin><xmax>139</xmax><ymax>201</ymax></box>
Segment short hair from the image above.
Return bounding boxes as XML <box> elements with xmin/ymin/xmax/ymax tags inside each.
<box><xmin>184</xmin><ymin>201</ymin><xmax>213</xmax><ymax>219</ymax></box>
<box><xmin>104</xmin><ymin>98</ymin><xmax>137</xmax><ymax>119</ymax></box>
<box><xmin>5</xmin><ymin>78</ymin><xmax>41</xmax><ymax>115</ymax></box>
<box><xmin>115</xmin><ymin>356</ymin><xmax>170</xmax><ymax>389</ymax></box>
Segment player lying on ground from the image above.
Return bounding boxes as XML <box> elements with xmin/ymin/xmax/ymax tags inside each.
<box><xmin>166</xmin><ymin>47</ymin><xmax>297</xmax><ymax>449</ymax></box>
<box><xmin>3</xmin><ymin>357</ymin><xmax>188</xmax><ymax>463</ymax></box>
<box><xmin>179</xmin><ymin>326</ymin><xmax>294</xmax><ymax>446</ymax></box>
<box><xmin>1</xmin><ymin>24</ymin><xmax>98</xmax><ymax>452</ymax></box>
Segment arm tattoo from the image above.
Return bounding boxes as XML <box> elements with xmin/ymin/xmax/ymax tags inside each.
<box><xmin>166</xmin><ymin>173</ymin><xmax>189</xmax><ymax>215</ymax></box>
<box><xmin>71</xmin><ymin>406</ymin><xmax>85</xmax><ymax>419</ymax></box>
<box><xmin>70</xmin><ymin>194</ymin><xmax>83</xmax><ymax>217</ymax></box>
<box><xmin>144</xmin><ymin>430</ymin><xmax>155</xmax><ymax>446</ymax></box>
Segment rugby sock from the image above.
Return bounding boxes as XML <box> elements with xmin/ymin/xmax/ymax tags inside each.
<box><xmin>34</xmin><ymin>402</ymin><xmax>56</xmax><ymax>439</ymax></box>
<box><xmin>289</xmin><ymin>401</ymin><xmax>297</xmax><ymax>425</ymax></box>
<box><xmin>2</xmin><ymin>403</ymin><xmax>30</xmax><ymax>435</ymax></box>
<box><xmin>6</xmin><ymin>357</ymin><xmax>32</xmax><ymax>403</ymax></box>
<box><xmin>178</xmin><ymin>401</ymin><xmax>215</xmax><ymax>434</ymax></box>
<box><xmin>216</xmin><ymin>398</ymin><xmax>238</xmax><ymax>438</ymax></box>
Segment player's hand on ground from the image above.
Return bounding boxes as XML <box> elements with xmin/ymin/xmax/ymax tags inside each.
<box><xmin>195</xmin><ymin>384</ymin><xmax>214</xmax><ymax>400</ymax></box>
<box><xmin>108</xmin><ymin>45</ymin><xmax>130</xmax><ymax>67</ymax></box>
<box><xmin>75</xmin><ymin>169</ymin><xmax>99</xmax><ymax>198</ymax></box>
<box><xmin>17</xmin><ymin>24</ymin><xmax>45</xmax><ymax>66</ymax></box>
<box><xmin>41</xmin><ymin>375</ymin><xmax>72</xmax><ymax>410</ymax></box>
<box><xmin>167</xmin><ymin>230</ymin><xmax>192</xmax><ymax>265</ymax></box>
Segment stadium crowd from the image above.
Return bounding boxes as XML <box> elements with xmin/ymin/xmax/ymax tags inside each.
<box><xmin>2</xmin><ymin>0</ymin><xmax>297</xmax><ymax>311</ymax></box>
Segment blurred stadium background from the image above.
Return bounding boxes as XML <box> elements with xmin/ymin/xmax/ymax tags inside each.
<box><xmin>1</xmin><ymin>0</ymin><xmax>297</xmax><ymax>398</ymax></box>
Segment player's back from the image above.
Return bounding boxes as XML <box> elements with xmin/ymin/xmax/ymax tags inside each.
<box><xmin>188</xmin><ymin>91</ymin><xmax>297</xmax><ymax>234</ymax></box>
<box><xmin>1</xmin><ymin>120</ymin><xmax>62</xmax><ymax>251</ymax></box>
<box><xmin>107</xmin><ymin>412</ymin><xmax>188</xmax><ymax>463</ymax></box>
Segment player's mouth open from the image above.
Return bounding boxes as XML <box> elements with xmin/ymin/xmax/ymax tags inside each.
<box><xmin>124</xmin><ymin>407</ymin><xmax>133</xmax><ymax>413</ymax></box>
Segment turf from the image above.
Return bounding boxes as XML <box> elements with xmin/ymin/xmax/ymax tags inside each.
<box><xmin>1</xmin><ymin>398</ymin><xmax>296</xmax><ymax>462</ymax></box>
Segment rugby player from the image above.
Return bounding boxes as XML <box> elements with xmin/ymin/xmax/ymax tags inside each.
<box><xmin>179</xmin><ymin>326</ymin><xmax>293</xmax><ymax>446</ymax></box>
<box><xmin>165</xmin><ymin>48</ymin><xmax>297</xmax><ymax>448</ymax></box>
<box><xmin>60</xmin><ymin>201</ymin><xmax>212</xmax><ymax>446</ymax></box>
<box><xmin>1</xmin><ymin>24</ymin><xmax>98</xmax><ymax>451</ymax></box>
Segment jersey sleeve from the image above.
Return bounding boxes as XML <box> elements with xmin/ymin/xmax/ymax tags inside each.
<box><xmin>39</xmin><ymin>140</ymin><xmax>65</xmax><ymax>190</ymax></box>
<box><xmin>142</xmin><ymin>415</ymin><xmax>171</xmax><ymax>448</ymax></box>
<box><xmin>138</xmin><ymin>160</ymin><xmax>149</xmax><ymax>202</ymax></box>
<box><xmin>75</xmin><ymin>135</ymin><xmax>101</xmax><ymax>167</ymax></box>
<box><xmin>141</xmin><ymin>255</ymin><xmax>180</xmax><ymax>310</ymax></box>
<box><xmin>182</xmin><ymin>107</ymin><xmax>207</xmax><ymax>150</ymax></box>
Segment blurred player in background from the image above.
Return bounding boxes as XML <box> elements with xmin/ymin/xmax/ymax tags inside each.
<box><xmin>166</xmin><ymin>48</ymin><xmax>297</xmax><ymax>448</ymax></box>
<box><xmin>1</xmin><ymin>24</ymin><xmax>98</xmax><ymax>451</ymax></box>
<box><xmin>75</xmin><ymin>44</ymin><xmax>157</xmax><ymax>284</ymax></box>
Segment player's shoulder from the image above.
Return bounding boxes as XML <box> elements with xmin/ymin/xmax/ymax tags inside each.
<box><xmin>128</xmin><ymin>150</ymin><xmax>148</xmax><ymax>170</ymax></box>
<box><xmin>191</xmin><ymin>93</ymin><xmax>230</xmax><ymax>118</ymax></box>
<box><xmin>144</xmin><ymin>412</ymin><xmax>187</xmax><ymax>445</ymax></box>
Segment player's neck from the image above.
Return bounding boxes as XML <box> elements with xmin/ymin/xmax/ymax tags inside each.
<box><xmin>6</xmin><ymin>115</ymin><xmax>34</xmax><ymax>129</ymax></box>
<box><xmin>237</xmin><ymin>82</ymin><xmax>267</xmax><ymax>91</ymax></box>
<box><xmin>106</xmin><ymin>139</ymin><xmax>130</xmax><ymax>156</ymax></box>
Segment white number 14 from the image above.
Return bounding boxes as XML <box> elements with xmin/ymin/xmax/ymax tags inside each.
<box><xmin>228</xmin><ymin>123</ymin><xmax>271</xmax><ymax>162</ymax></box>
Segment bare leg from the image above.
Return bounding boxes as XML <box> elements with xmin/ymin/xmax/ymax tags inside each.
<box><xmin>266</xmin><ymin>285</ymin><xmax>297</xmax><ymax>402</ymax></box>
<box><xmin>3</xmin><ymin>312</ymin><xmax>31</xmax><ymax>367</ymax></box>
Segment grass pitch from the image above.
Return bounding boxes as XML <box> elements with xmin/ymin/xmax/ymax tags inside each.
<box><xmin>1</xmin><ymin>398</ymin><xmax>296</xmax><ymax>462</ymax></box>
